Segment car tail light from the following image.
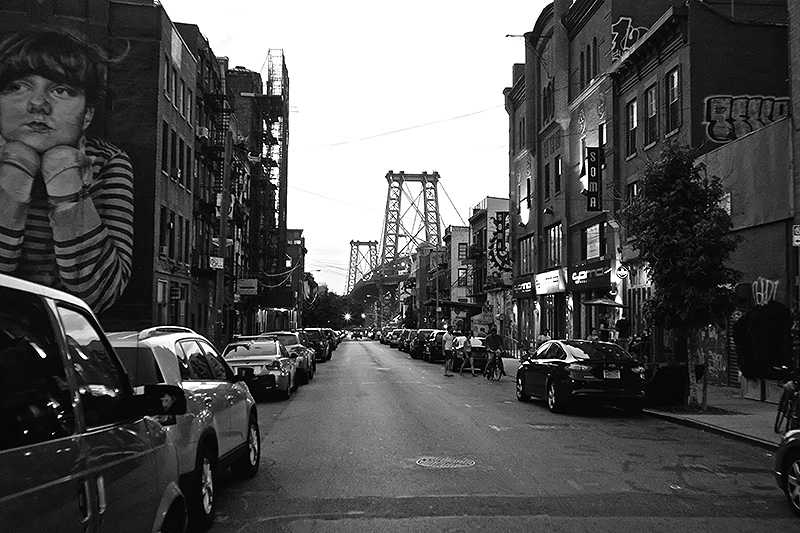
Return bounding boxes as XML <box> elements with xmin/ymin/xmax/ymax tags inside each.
<box><xmin>567</xmin><ymin>363</ymin><xmax>593</xmax><ymax>372</ymax></box>
<box><xmin>268</xmin><ymin>361</ymin><xmax>282</xmax><ymax>371</ymax></box>
<box><xmin>152</xmin><ymin>414</ymin><xmax>177</xmax><ymax>426</ymax></box>
<box><xmin>632</xmin><ymin>365</ymin><xmax>646</xmax><ymax>377</ymax></box>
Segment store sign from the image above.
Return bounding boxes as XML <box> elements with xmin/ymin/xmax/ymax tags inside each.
<box><xmin>237</xmin><ymin>278</ymin><xmax>258</xmax><ymax>296</ymax></box>
<box><xmin>568</xmin><ymin>259</ymin><xmax>611</xmax><ymax>291</ymax></box>
<box><xmin>535</xmin><ymin>269</ymin><xmax>567</xmax><ymax>294</ymax></box>
<box><xmin>209</xmin><ymin>256</ymin><xmax>224</xmax><ymax>270</ymax></box>
<box><xmin>586</xmin><ymin>146</ymin><xmax>601</xmax><ymax>211</ymax></box>
<box><xmin>513</xmin><ymin>277</ymin><xmax>535</xmax><ymax>298</ymax></box>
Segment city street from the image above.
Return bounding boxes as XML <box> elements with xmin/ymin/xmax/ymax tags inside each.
<box><xmin>210</xmin><ymin>339</ymin><xmax>796</xmax><ymax>532</ymax></box>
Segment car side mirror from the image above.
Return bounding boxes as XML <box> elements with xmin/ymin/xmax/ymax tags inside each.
<box><xmin>132</xmin><ymin>384</ymin><xmax>187</xmax><ymax>417</ymax></box>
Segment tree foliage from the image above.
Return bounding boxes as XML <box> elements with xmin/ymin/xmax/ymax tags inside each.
<box><xmin>303</xmin><ymin>287</ymin><xmax>351</xmax><ymax>329</ymax></box>
<box><xmin>622</xmin><ymin>143</ymin><xmax>741</xmax><ymax>330</ymax></box>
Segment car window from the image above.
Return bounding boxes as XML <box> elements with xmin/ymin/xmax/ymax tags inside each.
<box><xmin>275</xmin><ymin>334</ymin><xmax>298</xmax><ymax>347</ymax></box>
<box><xmin>279</xmin><ymin>343</ymin><xmax>289</xmax><ymax>357</ymax></box>
<box><xmin>114</xmin><ymin>345</ymin><xmax>163</xmax><ymax>386</ymax></box>
<box><xmin>197</xmin><ymin>339</ymin><xmax>229</xmax><ymax>380</ymax></box>
<box><xmin>57</xmin><ymin>305</ymin><xmax>129</xmax><ymax>428</ymax></box>
<box><xmin>179</xmin><ymin>340</ymin><xmax>214</xmax><ymax>380</ymax></box>
<box><xmin>566</xmin><ymin>341</ymin><xmax>637</xmax><ymax>361</ymax></box>
<box><xmin>0</xmin><ymin>288</ymin><xmax>74</xmax><ymax>450</ymax></box>
<box><xmin>305</xmin><ymin>330</ymin><xmax>322</xmax><ymax>340</ymax></box>
<box><xmin>223</xmin><ymin>342</ymin><xmax>279</xmax><ymax>358</ymax></box>
<box><xmin>543</xmin><ymin>344</ymin><xmax>564</xmax><ymax>360</ymax></box>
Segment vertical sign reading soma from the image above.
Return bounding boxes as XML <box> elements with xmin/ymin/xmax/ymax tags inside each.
<box><xmin>586</xmin><ymin>146</ymin><xmax>601</xmax><ymax>211</ymax></box>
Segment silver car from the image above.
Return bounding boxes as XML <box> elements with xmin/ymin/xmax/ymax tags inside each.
<box><xmin>223</xmin><ymin>336</ymin><xmax>297</xmax><ymax>400</ymax></box>
<box><xmin>108</xmin><ymin>327</ymin><xmax>260</xmax><ymax>530</ymax></box>
<box><xmin>262</xmin><ymin>331</ymin><xmax>316</xmax><ymax>384</ymax></box>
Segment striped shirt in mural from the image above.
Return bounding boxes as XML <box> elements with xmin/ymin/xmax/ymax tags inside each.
<box><xmin>0</xmin><ymin>137</ymin><xmax>134</xmax><ymax>313</ymax></box>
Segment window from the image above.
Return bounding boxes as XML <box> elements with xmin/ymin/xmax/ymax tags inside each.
<box><xmin>185</xmin><ymin>147</ymin><xmax>192</xmax><ymax>190</ymax></box>
<box><xmin>161</xmin><ymin>121</ymin><xmax>169</xmax><ymax>173</ymax></box>
<box><xmin>586</xmin><ymin>44</ymin><xmax>592</xmax><ymax>81</ymax></box>
<box><xmin>164</xmin><ymin>56</ymin><xmax>171</xmax><ymax>97</ymax></box>
<box><xmin>179</xmin><ymin>79</ymin><xmax>185</xmax><ymax>115</ymax></box>
<box><xmin>457</xmin><ymin>268</ymin><xmax>468</xmax><ymax>287</ymax></box>
<box><xmin>626</xmin><ymin>181</ymin><xmax>639</xmax><ymax>204</ymax></box>
<box><xmin>198</xmin><ymin>340</ymin><xmax>229</xmax><ymax>380</ymax></box>
<box><xmin>544</xmin><ymin>224</ymin><xmax>563</xmax><ymax>268</ymax></box>
<box><xmin>645</xmin><ymin>84</ymin><xmax>658</xmax><ymax>146</ymax></box>
<box><xmin>544</xmin><ymin>163</ymin><xmax>551</xmax><ymax>199</ymax></box>
<box><xmin>625</xmin><ymin>99</ymin><xmax>637</xmax><ymax>157</ymax></box>
<box><xmin>580</xmin><ymin>51</ymin><xmax>585</xmax><ymax>89</ymax></box>
<box><xmin>592</xmin><ymin>37</ymin><xmax>598</xmax><ymax>77</ymax></box>
<box><xmin>554</xmin><ymin>156</ymin><xmax>562</xmax><ymax>194</ymax></box>
<box><xmin>180</xmin><ymin>340</ymin><xmax>213</xmax><ymax>380</ymax></box>
<box><xmin>0</xmin><ymin>288</ymin><xmax>74</xmax><ymax>449</ymax></box>
<box><xmin>665</xmin><ymin>67</ymin><xmax>681</xmax><ymax>133</ymax></box>
<box><xmin>187</xmin><ymin>89</ymin><xmax>193</xmax><ymax>123</ymax></box>
<box><xmin>171</xmin><ymin>68</ymin><xmax>178</xmax><ymax>103</ymax></box>
<box><xmin>168</xmin><ymin>210</ymin><xmax>175</xmax><ymax>258</ymax></box>
<box><xmin>598</xmin><ymin>122</ymin><xmax>606</xmax><ymax>167</ymax></box>
<box><xmin>177</xmin><ymin>138</ymin><xmax>184</xmax><ymax>182</ymax></box>
<box><xmin>581</xmin><ymin>223</ymin><xmax>606</xmax><ymax>260</ymax></box>
<box><xmin>458</xmin><ymin>243</ymin><xmax>468</xmax><ymax>261</ymax></box>
<box><xmin>159</xmin><ymin>205</ymin><xmax>167</xmax><ymax>249</ymax></box>
<box><xmin>176</xmin><ymin>215</ymin><xmax>183</xmax><ymax>262</ymax></box>
<box><xmin>184</xmin><ymin>219</ymin><xmax>191</xmax><ymax>263</ymax></box>
<box><xmin>519</xmin><ymin>234</ymin><xmax>535</xmax><ymax>274</ymax></box>
<box><xmin>170</xmin><ymin>129</ymin><xmax>177</xmax><ymax>174</ymax></box>
<box><xmin>58</xmin><ymin>306</ymin><xmax>128</xmax><ymax>427</ymax></box>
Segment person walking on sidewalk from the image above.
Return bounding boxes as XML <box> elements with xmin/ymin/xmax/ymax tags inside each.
<box><xmin>442</xmin><ymin>326</ymin><xmax>455</xmax><ymax>376</ymax></box>
<box><xmin>615</xmin><ymin>314</ymin><xmax>631</xmax><ymax>351</ymax></box>
<box><xmin>458</xmin><ymin>330</ymin><xmax>476</xmax><ymax>376</ymax></box>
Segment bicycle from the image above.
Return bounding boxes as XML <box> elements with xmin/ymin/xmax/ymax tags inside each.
<box><xmin>775</xmin><ymin>372</ymin><xmax>800</xmax><ymax>434</ymax></box>
<box><xmin>483</xmin><ymin>349</ymin><xmax>505</xmax><ymax>381</ymax></box>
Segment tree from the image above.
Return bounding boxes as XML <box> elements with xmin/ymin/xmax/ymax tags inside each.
<box><xmin>303</xmin><ymin>286</ymin><xmax>351</xmax><ymax>329</ymax></box>
<box><xmin>622</xmin><ymin>143</ymin><xmax>741</xmax><ymax>408</ymax></box>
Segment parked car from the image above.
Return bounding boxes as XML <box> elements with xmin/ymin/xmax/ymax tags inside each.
<box><xmin>515</xmin><ymin>339</ymin><xmax>647</xmax><ymax>413</ymax></box>
<box><xmin>302</xmin><ymin>328</ymin><xmax>331</xmax><ymax>361</ymax></box>
<box><xmin>774</xmin><ymin>428</ymin><xmax>800</xmax><ymax>517</ymax></box>
<box><xmin>0</xmin><ymin>273</ymin><xmax>188</xmax><ymax>533</ymax></box>
<box><xmin>423</xmin><ymin>329</ymin><xmax>447</xmax><ymax>363</ymax></box>
<box><xmin>222</xmin><ymin>336</ymin><xmax>297</xmax><ymax>399</ymax></box>
<box><xmin>388</xmin><ymin>328</ymin><xmax>404</xmax><ymax>348</ymax></box>
<box><xmin>379</xmin><ymin>326</ymin><xmax>393</xmax><ymax>344</ymax></box>
<box><xmin>108</xmin><ymin>326</ymin><xmax>260</xmax><ymax>530</ymax></box>
<box><xmin>322</xmin><ymin>327</ymin><xmax>339</xmax><ymax>352</ymax></box>
<box><xmin>409</xmin><ymin>328</ymin><xmax>435</xmax><ymax>359</ymax></box>
<box><xmin>263</xmin><ymin>330</ymin><xmax>315</xmax><ymax>383</ymax></box>
<box><xmin>398</xmin><ymin>329</ymin><xmax>414</xmax><ymax>352</ymax></box>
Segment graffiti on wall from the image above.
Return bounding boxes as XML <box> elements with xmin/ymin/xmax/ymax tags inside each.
<box><xmin>701</xmin><ymin>326</ymin><xmax>728</xmax><ymax>385</ymax></box>
<box><xmin>752</xmin><ymin>276</ymin><xmax>779</xmax><ymax>306</ymax></box>
<box><xmin>611</xmin><ymin>17</ymin><xmax>649</xmax><ymax>61</ymax></box>
<box><xmin>704</xmin><ymin>95</ymin><xmax>790</xmax><ymax>143</ymax></box>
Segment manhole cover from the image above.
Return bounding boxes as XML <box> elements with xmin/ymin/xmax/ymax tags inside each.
<box><xmin>415</xmin><ymin>457</ymin><xmax>475</xmax><ymax>468</ymax></box>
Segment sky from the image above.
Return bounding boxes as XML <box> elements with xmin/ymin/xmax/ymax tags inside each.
<box><xmin>158</xmin><ymin>0</ymin><xmax>551</xmax><ymax>293</ymax></box>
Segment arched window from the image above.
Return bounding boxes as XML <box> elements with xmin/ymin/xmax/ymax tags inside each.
<box><xmin>586</xmin><ymin>44</ymin><xmax>592</xmax><ymax>80</ymax></box>
<box><xmin>580</xmin><ymin>51</ymin><xmax>585</xmax><ymax>89</ymax></box>
<box><xmin>593</xmin><ymin>37</ymin><xmax>598</xmax><ymax>77</ymax></box>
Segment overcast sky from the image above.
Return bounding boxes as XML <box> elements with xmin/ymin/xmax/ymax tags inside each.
<box><xmin>159</xmin><ymin>0</ymin><xmax>550</xmax><ymax>293</ymax></box>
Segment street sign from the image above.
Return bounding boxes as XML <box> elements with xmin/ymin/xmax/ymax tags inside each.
<box><xmin>209</xmin><ymin>256</ymin><xmax>224</xmax><ymax>269</ymax></box>
<box><xmin>586</xmin><ymin>146</ymin><xmax>601</xmax><ymax>212</ymax></box>
<box><xmin>793</xmin><ymin>225</ymin><xmax>800</xmax><ymax>247</ymax></box>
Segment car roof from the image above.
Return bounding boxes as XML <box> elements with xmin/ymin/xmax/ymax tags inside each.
<box><xmin>0</xmin><ymin>271</ymin><xmax>89</xmax><ymax>310</ymax></box>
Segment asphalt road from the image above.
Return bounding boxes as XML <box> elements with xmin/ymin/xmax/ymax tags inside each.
<box><xmin>210</xmin><ymin>338</ymin><xmax>797</xmax><ymax>532</ymax></box>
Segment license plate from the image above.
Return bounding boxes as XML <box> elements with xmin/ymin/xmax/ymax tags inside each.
<box><xmin>603</xmin><ymin>370</ymin><xmax>620</xmax><ymax>379</ymax></box>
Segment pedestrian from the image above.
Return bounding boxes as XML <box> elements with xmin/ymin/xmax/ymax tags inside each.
<box><xmin>442</xmin><ymin>326</ymin><xmax>455</xmax><ymax>376</ymax></box>
<box><xmin>598</xmin><ymin>313</ymin><xmax>611</xmax><ymax>341</ymax></box>
<box><xmin>459</xmin><ymin>330</ymin><xmax>476</xmax><ymax>376</ymax></box>
<box><xmin>587</xmin><ymin>328</ymin><xmax>600</xmax><ymax>342</ymax></box>
<box><xmin>536</xmin><ymin>328</ymin><xmax>551</xmax><ymax>347</ymax></box>
<box><xmin>0</xmin><ymin>27</ymin><xmax>133</xmax><ymax>313</ymax></box>
<box><xmin>615</xmin><ymin>314</ymin><xmax>632</xmax><ymax>351</ymax></box>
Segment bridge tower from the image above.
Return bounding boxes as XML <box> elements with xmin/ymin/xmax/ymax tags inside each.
<box><xmin>346</xmin><ymin>240</ymin><xmax>379</xmax><ymax>294</ymax></box>
<box><xmin>381</xmin><ymin>170</ymin><xmax>442</xmax><ymax>266</ymax></box>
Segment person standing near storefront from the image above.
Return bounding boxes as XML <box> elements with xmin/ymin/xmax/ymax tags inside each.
<box><xmin>598</xmin><ymin>313</ymin><xmax>611</xmax><ymax>341</ymax></box>
<box><xmin>442</xmin><ymin>326</ymin><xmax>455</xmax><ymax>377</ymax></box>
<box><xmin>615</xmin><ymin>314</ymin><xmax>631</xmax><ymax>351</ymax></box>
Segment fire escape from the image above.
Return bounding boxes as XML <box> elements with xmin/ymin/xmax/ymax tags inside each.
<box><xmin>253</xmin><ymin>50</ymin><xmax>290</xmax><ymax>304</ymax></box>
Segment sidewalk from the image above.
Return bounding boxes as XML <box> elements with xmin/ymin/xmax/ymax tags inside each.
<box><xmin>500</xmin><ymin>357</ymin><xmax>782</xmax><ymax>450</ymax></box>
<box><xmin>644</xmin><ymin>384</ymin><xmax>782</xmax><ymax>450</ymax></box>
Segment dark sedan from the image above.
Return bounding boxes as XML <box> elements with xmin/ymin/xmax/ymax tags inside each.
<box><xmin>774</xmin><ymin>428</ymin><xmax>800</xmax><ymax>517</ymax></box>
<box><xmin>409</xmin><ymin>329</ymin><xmax>435</xmax><ymax>359</ymax></box>
<box><xmin>515</xmin><ymin>339</ymin><xmax>646</xmax><ymax>413</ymax></box>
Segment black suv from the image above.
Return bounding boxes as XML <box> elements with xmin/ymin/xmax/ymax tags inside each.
<box><xmin>302</xmin><ymin>328</ymin><xmax>330</xmax><ymax>361</ymax></box>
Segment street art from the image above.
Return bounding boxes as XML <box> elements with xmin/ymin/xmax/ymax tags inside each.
<box><xmin>704</xmin><ymin>95</ymin><xmax>790</xmax><ymax>142</ymax></box>
<box><xmin>752</xmin><ymin>276</ymin><xmax>779</xmax><ymax>306</ymax></box>
<box><xmin>699</xmin><ymin>326</ymin><xmax>728</xmax><ymax>385</ymax></box>
<box><xmin>611</xmin><ymin>17</ymin><xmax>649</xmax><ymax>61</ymax></box>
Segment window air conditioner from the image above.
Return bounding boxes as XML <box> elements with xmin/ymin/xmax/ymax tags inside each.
<box><xmin>159</xmin><ymin>245</ymin><xmax>168</xmax><ymax>256</ymax></box>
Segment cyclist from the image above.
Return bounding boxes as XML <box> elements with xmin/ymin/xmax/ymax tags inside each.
<box><xmin>483</xmin><ymin>326</ymin><xmax>506</xmax><ymax>378</ymax></box>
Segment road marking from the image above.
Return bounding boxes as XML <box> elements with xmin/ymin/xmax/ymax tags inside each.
<box><xmin>489</xmin><ymin>425</ymin><xmax>512</xmax><ymax>431</ymax></box>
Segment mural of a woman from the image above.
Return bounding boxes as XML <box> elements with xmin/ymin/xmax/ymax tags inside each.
<box><xmin>0</xmin><ymin>27</ymin><xmax>133</xmax><ymax>313</ymax></box>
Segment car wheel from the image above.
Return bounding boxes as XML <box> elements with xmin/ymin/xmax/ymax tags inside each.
<box><xmin>783</xmin><ymin>451</ymin><xmax>800</xmax><ymax>517</ymax></box>
<box><xmin>299</xmin><ymin>368</ymin><xmax>309</xmax><ymax>385</ymax></box>
<box><xmin>308</xmin><ymin>364</ymin><xmax>315</xmax><ymax>380</ymax></box>
<box><xmin>159</xmin><ymin>502</ymin><xmax>187</xmax><ymax>533</ymax></box>
<box><xmin>187</xmin><ymin>444</ymin><xmax>216</xmax><ymax>530</ymax></box>
<box><xmin>231</xmin><ymin>413</ymin><xmax>261</xmax><ymax>479</ymax></box>
<box><xmin>516</xmin><ymin>374</ymin><xmax>531</xmax><ymax>402</ymax></box>
<box><xmin>547</xmin><ymin>379</ymin><xmax>564</xmax><ymax>413</ymax></box>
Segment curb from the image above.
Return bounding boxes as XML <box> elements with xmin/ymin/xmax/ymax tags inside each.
<box><xmin>644</xmin><ymin>409</ymin><xmax>779</xmax><ymax>451</ymax></box>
